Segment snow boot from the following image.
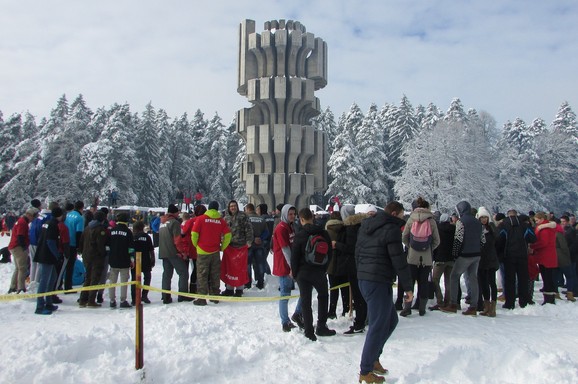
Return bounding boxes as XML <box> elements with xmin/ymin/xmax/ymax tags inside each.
<box><xmin>480</xmin><ymin>300</ymin><xmax>491</xmax><ymax>316</ymax></box>
<box><xmin>489</xmin><ymin>301</ymin><xmax>497</xmax><ymax>317</ymax></box>
<box><xmin>462</xmin><ymin>306</ymin><xmax>477</xmax><ymax>316</ymax></box>
<box><xmin>359</xmin><ymin>372</ymin><xmax>385</xmax><ymax>383</ymax></box>
<box><xmin>440</xmin><ymin>303</ymin><xmax>458</xmax><ymax>314</ymax></box>
<box><xmin>399</xmin><ymin>301</ymin><xmax>412</xmax><ymax>317</ymax></box>
<box><xmin>566</xmin><ymin>292</ymin><xmax>576</xmax><ymax>302</ymax></box>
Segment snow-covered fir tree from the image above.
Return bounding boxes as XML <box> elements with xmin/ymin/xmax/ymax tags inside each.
<box><xmin>203</xmin><ymin>113</ymin><xmax>233</xmax><ymax>206</ymax></box>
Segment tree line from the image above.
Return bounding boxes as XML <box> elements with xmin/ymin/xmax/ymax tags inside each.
<box><xmin>1</xmin><ymin>95</ymin><xmax>576</xmax><ymax>214</ymax></box>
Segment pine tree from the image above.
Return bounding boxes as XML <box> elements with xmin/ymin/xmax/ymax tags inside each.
<box><xmin>171</xmin><ymin>112</ymin><xmax>199</xmax><ymax>205</ymax></box>
<box><xmin>203</xmin><ymin>113</ymin><xmax>233</xmax><ymax>206</ymax></box>
<box><xmin>326</xmin><ymin>103</ymin><xmax>368</xmax><ymax>203</ymax></box>
<box><xmin>551</xmin><ymin>101</ymin><xmax>578</xmax><ymax>138</ymax></box>
<box><xmin>134</xmin><ymin>103</ymin><xmax>163</xmax><ymax>206</ymax></box>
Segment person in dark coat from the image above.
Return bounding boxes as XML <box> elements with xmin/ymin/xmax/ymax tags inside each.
<box><xmin>34</xmin><ymin>207</ymin><xmax>65</xmax><ymax>315</ymax></box>
<box><xmin>290</xmin><ymin>208</ymin><xmax>336</xmax><ymax>341</ymax></box>
<box><xmin>430</xmin><ymin>213</ymin><xmax>456</xmax><ymax>310</ymax></box>
<box><xmin>441</xmin><ymin>200</ymin><xmax>485</xmax><ymax>316</ymax></box>
<box><xmin>355</xmin><ymin>201</ymin><xmax>413</xmax><ymax>384</ymax></box>
<box><xmin>476</xmin><ymin>207</ymin><xmax>500</xmax><ymax>317</ymax></box>
<box><xmin>78</xmin><ymin>211</ymin><xmax>109</xmax><ymax>308</ymax></box>
<box><xmin>131</xmin><ymin>220</ymin><xmax>155</xmax><ymax>304</ymax></box>
<box><xmin>495</xmin><ymin>210</ymin><xmax>537</xmax><ymax>309</ymax></box>
<box><xmin>325</xmin><ymin>211</ymin><xmax>350</xmax><ymax>318</ymax></box>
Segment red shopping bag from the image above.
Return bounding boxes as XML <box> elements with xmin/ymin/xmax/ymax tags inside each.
<box><xmin>220</xmin><ymin>245</ymin><xmax>250</xmax><ymax>286</ymax></box>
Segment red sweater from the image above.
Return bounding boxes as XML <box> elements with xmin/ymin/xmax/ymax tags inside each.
<box><xmin>191</xmin><ymin>210</ymin><xmax>231</xmax><ymax>255</ymax></box>
<box><xmin>531</xmin><ymin>221</ymin><xmax>557</xmax><ymax>268</ymax></box>
<box><xmin>8</xmin><ymin>216</ymin><xmax>30</xmax><ymax>250</ymax></box>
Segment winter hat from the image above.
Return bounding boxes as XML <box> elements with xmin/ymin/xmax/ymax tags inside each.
<box><xmin>208</xmin><ymin>201</ymin><xmax>219</xmax><ymax>211</ymax></box>
<box><xmin>355</xmin><ymin>204</ymin><xmax>377</xmax><ymax>214</ymax></box>
<box><xmin>94</xmin><ymin>211</ymin><xmax>106</xmax><ymax>223</ymax></box>
<box><xmin>100</xmin><ymin>207</ymin><xmax>109</xmax><ymax>215</ymax></box>
<box><xmin>168</xmin><ymin>204</ymin><xmax>179</xmax><ymax>214</ymax></box>
<box><xmin>116</xmin><ymin>212</ymin><xmax>130</xmax><ymax>223</ymax></box>
<box><xmin>194</xmin><ymin>204</ymin><xmax>207</xmax><ymax>217</ymax></box>
<box><xmin>340</xmin><ymin>204</ymin><xmax>356</xmax><ymax>220</ymax></box>
<box><xmin>440</xmin><ymin>213</ymin><xmax>450</xmax><ymax>223</ymax></box>
<box><xmin>476</xmin><ymin>207</ymin><xmax>493</xmax><ymax>221</ymax></box>
<box><xmin>30</xmin><ymin>199</ymin><xmax>41</xmax><ymax>209</ymax></box>
<box><xmin>495</xmin><ymin>213</ymin><xmax>505</xmax><ymax>222</ymax></box>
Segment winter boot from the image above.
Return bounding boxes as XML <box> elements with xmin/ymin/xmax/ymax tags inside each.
<box><xmin>542</xmin><ymin>293</ymin><xmax>555</xmax><ymax>305</ymax></box>
<box><xmin>234</xmin><ymin>289</ymin><xmax>243</xmax><ymax>297</ymax></box>
<box><xmin>359</xmin><ymin>372</ymin><xmax>385</xmax><ymax>384</ymax></box>
<box><xmin>566</xmin><ymin>292</ymin><xmax>576</xmax><ymax>302</ymax></box>
<box><xmin>419</xmin><ymin>298</ymin><xmax>427</xmax><ymax>316</ymax></box>
<box><xmin>220</xmin><ymin>289</ymin><xmax>234</xmax><ymax>297</ymax></box>
<box><xmin>400</xmin><ymin>301</ymin><xmax>412</xmax><ymax>317</ymax></box>
<box><xmin>315</xmin><ymin>323</ymin><xmax>336</xmax><ymax>337</ymax></box>
<box><xmin>488</xmin><ymin>301</ymin><xmax>497</xmax><ymax>317</ymax></box>
<box><xmin>462</xmin><ymin>306</ymin><xmax>477</xmax><ymax>316</ymax></box>
<box><xmin>440</xmin><ymin>303</ymin><xmax>458</xmax><ymax>314</ymax></box>
<box><xmin>480</xmin><ymin>300</ymin><xmax>491</xmax><ymax>316</ymax></box>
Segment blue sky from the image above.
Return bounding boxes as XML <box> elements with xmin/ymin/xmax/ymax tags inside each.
<box><xmin>1</xmin><ymin>0</ymin><xmax>577</xmax><ymax>127</ymax></box>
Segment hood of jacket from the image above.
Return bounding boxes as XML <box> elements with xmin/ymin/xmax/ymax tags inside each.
<box><xmin>343</xmin><ymin>212</ymin><xmax>368</xmax><ymax>226</ymax></box>
<box><xmin>281</xmin><ymin>204</ymin><xmax>295</xmax><ymax>224</ymax></box>
<box><xmin>325</xmin><ymin>219</ymin><xmax>344</xmax><ymax>231</ymax></box>
<box><xmin>360</xmin><ymin>211</ymin><xmax>405</xmax><ymax>236</ymax></box>
<box><xmin>409</xmin><ymin>208</ymin><xmax>434</xmax><ymax>223</ymax></box>
<box><xmin>456</xmin><ymin>201</ymin><xmax>472</xmax><ymax>218</ymax></box>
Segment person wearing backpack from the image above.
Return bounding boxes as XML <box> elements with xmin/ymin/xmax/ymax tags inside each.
<box><xmin>290</xmin><ymin>207</ymin><xmax>335</xmax><ymax>341</ymax></box>
<box><xmin>401</xmin><ymin>197</ymin><xmax>440</xmax><ymax>316</ymax></box>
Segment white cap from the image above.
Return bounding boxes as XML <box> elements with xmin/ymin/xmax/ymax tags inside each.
<box><xmin>355</xmin><ymin>204</ymin><xmax>377</xmax><ymax>214</ymax></box>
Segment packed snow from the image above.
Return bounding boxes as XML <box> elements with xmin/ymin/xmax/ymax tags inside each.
<box><xmin>1</xmin><ymin>235</ymin><xmax>578</xmax><ymax>384</ymax></box>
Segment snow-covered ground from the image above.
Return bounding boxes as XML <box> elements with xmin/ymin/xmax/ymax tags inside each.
<box><xmin>1</xmin><ymin>235</ymin><xmax>578</xmax><ymax>384</ymax></box>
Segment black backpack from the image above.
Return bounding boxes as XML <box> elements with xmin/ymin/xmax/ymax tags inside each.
<box><xmin>305</xmin><ymin>234</ymin><xmax>330</xmax><ymax>266</ymax></box>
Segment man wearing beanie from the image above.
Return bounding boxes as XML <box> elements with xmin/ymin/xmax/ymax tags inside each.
<box><xmin>159</xmin><ymin>204</ymin><xmax>190</xmax><ymax>304</ymax></box>
<box><xmin>192</xmin><ymin>201</ymin><xmax>231</xmax><ymax>306</ymax></box>
<box><xmin>7</xmin><ymin>207</ymin><xmax>38</xmax><ymax>294</ymax></box>
<box><xmin>34</xmin><ymin>207</ymin><xmax>65</xmax><ymax>315</ymax></box>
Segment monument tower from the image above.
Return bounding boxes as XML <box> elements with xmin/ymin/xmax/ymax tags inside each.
<box><xmin>236</xmin><ymin>19</ymin><xmax>328</xmax><ymax>210</ymax></box>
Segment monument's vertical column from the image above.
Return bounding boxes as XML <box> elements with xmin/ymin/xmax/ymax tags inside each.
<box><xmin>237</xmin><ymin>19</ymin><xmax>328</xmax><ymax>209</ymax></box>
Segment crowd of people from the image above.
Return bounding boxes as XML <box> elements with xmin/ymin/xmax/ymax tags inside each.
<box><xmin>3</xmin><ymin>195</ymin><xmax>578</xmax><ymax>384</ymax></box>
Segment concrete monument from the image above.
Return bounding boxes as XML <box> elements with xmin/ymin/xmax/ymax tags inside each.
<box><xmin>236</xmin><ymin>19</ymin><xmax>328</xmax><ymax>210</ymax></box>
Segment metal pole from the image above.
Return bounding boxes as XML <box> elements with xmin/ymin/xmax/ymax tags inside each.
<box><xmin>135</xmin><ymin>251</ymin><xmax>144</xmax><ymax>369</ymax></box>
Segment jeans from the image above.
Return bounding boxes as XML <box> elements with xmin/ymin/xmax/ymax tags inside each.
<box><xmin>247</xmin><ymin>246</ymin><xmax>266</xmax><ymax>286</ymax></box>
<box><xmin>450</xmin><ymin>256</ymin><xmax>480</xmax><ymax>306</ymax></box>
<box><xmin>279</xmin><ymin>275</ymin><xmax>301</xmax><ymax>325</ymax></box>
<box><xmin>432</xmin><ymin>261</ymin><xmax>453</xmax><ymax>305</ymax></box>
<box><xmin>358</xmin><ymin>280</ymin><xmax>398</xmax><ymax>375</ymax></box>
<box><xmin>162</xmin><ymin>257</ymin><xmax>190</xmax><ymax>297</ymax></box>
<box><xmin>36</xmin><ymin>263</ymin><xmax>56</xmax><ymax>310</ymax></box>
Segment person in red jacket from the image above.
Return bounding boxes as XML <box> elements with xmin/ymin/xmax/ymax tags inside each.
<box><xmin>530</xmin><ymin>211</ymin><xmax>558</xmax><ymax>305</ymax></box>
<box><xmin>8</xmin><ymin>208</ymin><xmax>39</xmax><ymax>293</ymax></box>
<box><xmin>191</xmin><ymin>201</ymin><xmax>231</xmax><ymax>306</ymax></box>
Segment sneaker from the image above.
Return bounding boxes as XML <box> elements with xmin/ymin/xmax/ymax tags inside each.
<box><xmin>35</xmin><ymin>308</ymin><xmax>52</xmax><ymax>315</ymax></box>
<box><xmin>110</xmin><ymin>301</ymin><xmax>117</xmax><ymax>308</ymax></box>
<box><xmin>86</xmin><ymin>302</ymin><xmax>102</xmax><ymax>308</ymax></box>
<box><xmin>119</xmin><ymin>301</ymin><xmax>132</xmax><ymax>309</ymax></box>
<box><xmin>428</xmin><ymin>304</ymin><xmax>441</xmax><ymax>311</ymax></box>
<box><xmin>291</xmin><ymin>313</ymin><xmax>305</xmax><ymax>329</ymax></box>
<box><xmin>96</xmin><ymin>293</ymin><xmax>104</xmax><ymax>304</ymax></box>
<box><xmin>142</xmin><ymin>297</ymin><xmax>151</xmax><ymax>304</ymax></box>
<box><xmin>344</xmin><ymin>326</ymin><xmax>364</xmax><ymax>335</ymax></box>
<box><xmin>234</xmin><ymin>290</ymin><xmax>243</xmax><ymax>297</ymax></box>
<box><xmin>45</xmin><ymin>304</ymin><xmax>59</xmax><ymax>311</ymax></box>
<box><xmin>359</xmin><ymin>371</ymin><xmax>385</xmax><ymax>384</ymax></box>
<box><xmin>51</xmin><ymin>295</ymin><xmax>63</xmax><ymax>304</ymax></box>
<box><xmin>244</xmin><ymin>282</ymin><xmax>252</xmax><ymax>289</ymax></box>
<box><xmin>209</xmin><ymin>299</ymin><xmax>220</xmax><ymax>304</ymax></box>
<box><xmin>78</xmin><ymin>302</ymin><xmax>87</xmax><ymax>308</ymax></box>
<box><xmin>327</xmin><ymin>311</ymin><xmax>337</xmax><ymax>320</ymax></box>
<box><xmin>163</xmin><ymin>297</ymin><xmax>173</xmax><ymax>304</ymax></box>
<box><xmin>282</xmin><ymin>322</ymin><xmax>296</xmax><ymax>332</ymax></box>
<box><xmin>373</xmin><ymin>361</ymin><xmax>389</xmax><ymax>376</ymax></box>
<box><xmin>315</xmin><ymin>324</ymin><xmax>336</xmax><ymax>337</ymax></box>
<box><xmin>177</xmin><ymin>296</ymin><xmax>194</xmax><ymax>302</ymax></box>
<box><xmin>7</xmin><ymin>288</ymin><xmax>16</xmax><ymax>294</ymax></box>
<box><xmin>193</xmin><ymin>299</ymin><xmax>207</xmax><ymax>306</ymax></box>
<box><xmin>220</xmin><ymin>289</ymin><xmax>234</xmax><ymax>297</ymax></box>
<box><xmin>256</xmin><ymin>281</ymin><xmax>264</xmax><ymax>290</ymax></box>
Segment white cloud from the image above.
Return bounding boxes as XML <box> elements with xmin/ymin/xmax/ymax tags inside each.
<box><xmin>1</xmin><ymin>0</ymin><xmax>577</xmax><ymax>126</ymax></box>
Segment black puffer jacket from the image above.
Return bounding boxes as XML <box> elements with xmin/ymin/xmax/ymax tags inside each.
<box><xmin>433</xmin><ymin>221</ymin><xmax>455</xmax><ymax>262</ymax></box>
<box><xmin>479</xmin><ymin>223</ymin><xmax>499</xmax><ymax>270</ymax></box>
<box><xmin>355</xmin><ymin>212</ymin><xmax>412</xmax><ymax>290</ymax></box>
<box><xmin>291</xmin><ymin>223</ymin><xmax>332</xmax><ymax>280</ymax></box>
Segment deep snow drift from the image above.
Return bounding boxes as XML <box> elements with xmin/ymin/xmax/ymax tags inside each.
<box><xmin>1</xmin><ymin>235</ymin><xmax>578</xmax><ymax>384</ymax></box>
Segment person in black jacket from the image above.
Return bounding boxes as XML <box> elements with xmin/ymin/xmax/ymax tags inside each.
<box><xmin>430</xmin><ymin>213</ymin><xmax>456</xmax><ymax>310</ymax></box>
<box><xmin>34</xmin><ymin>207</ymin><xmax>65</xmax><ymax>315</ymax></box>
<box><xmin>495</xmin><ymin>210</ymin><xmax>537</xmax><ymax>309</ymax></box>
<box><xmin>131</xmin><ymin>220</ymin><xmax>155</xmax><ymax>304</ymax></box>
<box><xmin>476</xmin><ymin>207</ymin><xmax>500</xmax><ymax>317</ymax></box>
<box><xmin>290</xmin><ymin>207</ymin><xmax>336</xmax><ymax>341</ymax></box>
<box><xmin>107</xmin><ymin>213</ymin><xmax>134</xmax><ymax>308</ymax></box>
<box><xmin>355</xmin><ymin>201</ymin><xmax>413</xmax><ymax>384</ymax></box>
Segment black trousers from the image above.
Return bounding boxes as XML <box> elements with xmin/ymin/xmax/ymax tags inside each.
<box><xmin>478</xmin><ymin>268</ymin><xmax>498</xmax><ymax>301</ymax></box>
<box><xmin>504</xmin><ymin>258</ymin><xmax>529</xmax><ymax>308</ymax></box>
<box><xmin>296</xmin><ymin>272</ymin><xmax>329</xmax><ymax>335</ymax></box>
<box><xmin>328</xmin><ymin>274</ymin><xmax>350</xmax><ymax>314</ymax></box>
<box><xmin>64</xmin><ymin>247</ymin><xmax>78</xmax><ymax>290</ymax></box>
<box><xmin>348</xmin><ymin>270</ymin><xmax>367</xmax><ymax>330</ymax></box>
